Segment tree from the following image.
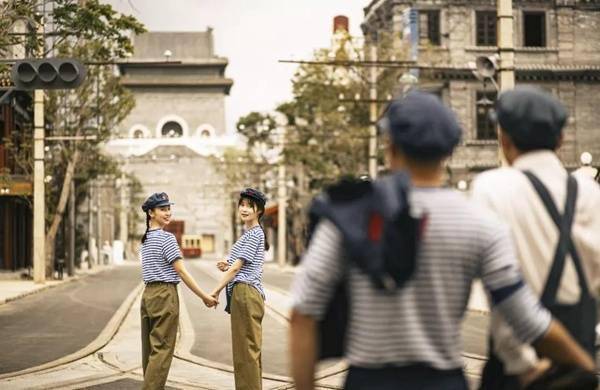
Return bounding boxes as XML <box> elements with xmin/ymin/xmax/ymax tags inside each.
<box><xmin>235</xmin><ymin>29</ymin><xmax>409</xmax><ymax>262</ymax></box>
<box><xmin>1</xmin><ymin>0</ymin><xmax>145</xmax><ymax>276</ymax></box>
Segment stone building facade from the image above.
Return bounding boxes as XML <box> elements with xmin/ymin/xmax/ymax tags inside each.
<box><xmin>362</xmin><ymin>0</ymin><xmax>600</xmax><ymax>184</ymax></box>
<box><xmin>106</xmin><ymin>30</ymin><xmax>238</xmax><ymax>258</ymax></box>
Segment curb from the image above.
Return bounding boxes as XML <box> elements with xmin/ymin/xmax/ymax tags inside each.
<box><xmin>0</xmin><ymin>283</ymin><xmax>60</xmax><ymax>306</ymax></box>
<box><xmin>0</xmin><ymin>265</ymin><xmax>117</xmax><ymax>306</ymax></box>
<box><xmin>0</xmin><ymin>281</ymin><xmax>144</xmax><ymax>380</ymax></box>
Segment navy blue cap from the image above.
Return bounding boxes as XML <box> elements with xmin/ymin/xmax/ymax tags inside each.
<box><xmin>141</xmin><ymin>192</ymin><xmax>174</xmax><ymax>212</ymax></box>
<box><xmin>240</xmin><ymin>188</ymin><xmax>267</xmax><ymax>207</ymax></box>
<box><xmin>495</xmin><ymin>86</ymin><xmax>568</xmax><ymax>151</ymax></box>
<box><xmin>381</xmin><ymin>91</ymin><xmax>462</xmax><ymax>159</ymax></box>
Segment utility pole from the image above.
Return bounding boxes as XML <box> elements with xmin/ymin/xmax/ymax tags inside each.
<box><xmin>32</xmin><ymin>15</ymin><xmax>45</xmax><ymax>283</ymax></box>
<box><xmin>277</xmin><ymin>126</ymin><xmax>287</xmax><ymax>267</ymax></box>
<box><xmin>497</xmin><ymin>0</ymin><xmax>515</xmax><ymax>91</ymax></box>
<box><xmin>68</xmin><ymin>179</ymin><xmax>75</xmax><ymax>276</ymax></box>
<box><xmin>87</xmin><ymin>183</ymin><xmax>93</xmax><ymax>269</ymax></box>
<box><xmin>96</xmin><ymin>181</ymin><xmax>102</xmax><ymax>265</ymax></box>
<box><xmin>119</xmin><ymin>173</ymin><xmax>128</xmax><ymax>255</ymax></box>
<box><xmin>368</xmin><ymin>43</ymin><xmax>378</xmax><ymax>179</ymax></box>
<box><xmin>497</xmin><ymin>0</ymin><xmax>515</xmax><ymax>166</ymax></box>
<box><xmin>33</xmin><ymin>87</ymin><xmax>45</xmax><ymax>283</ymax></box>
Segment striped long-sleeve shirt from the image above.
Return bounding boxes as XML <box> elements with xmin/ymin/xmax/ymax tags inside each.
<box><xmin>291</xmin><ymin>187</ymin><xmax>551</xmax><ymax>370</ymax></box>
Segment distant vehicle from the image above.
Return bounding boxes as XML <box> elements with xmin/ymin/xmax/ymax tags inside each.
<box><xmin>182</xmin><ymin>235</ymin><xmax>202</xmax><ymax>258</ymax></box>
<box><xmin>164</xmin><ymin>220</ymin><xmax>202</xmax><ymax>258</ymax></box>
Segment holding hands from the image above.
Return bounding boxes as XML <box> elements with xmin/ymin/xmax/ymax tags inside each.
<box><xmin>202</xmin><ymin>294</ymin><xmax>219</xmax><ymax>308</ymax></box>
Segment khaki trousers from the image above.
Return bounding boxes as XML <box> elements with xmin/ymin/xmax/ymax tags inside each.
<box><xmin>231</xmin><ymin>283</ymin><xmax>265</xmax><ymax>390</ymax></box>
<box><xmin>140</xmin><ymin>282</ymin><xmax>179</xmax><ymax>390</ymax></box>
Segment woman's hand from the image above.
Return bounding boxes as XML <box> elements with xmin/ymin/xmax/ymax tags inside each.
<box><xmin>202</xmin><ymin>294</ymin><xmax>219</xmax><ymax>308</ymax></box>
<box><xmin>217</xmin><ymin>261</ymin><xmax>229</xmax><ymax>272</ymax></box>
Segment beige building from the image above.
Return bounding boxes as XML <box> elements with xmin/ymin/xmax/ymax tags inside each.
<box><xmin>362</xmin><ymin>0</ymin><xmax>600</xmax><ymax>184</ymax></box>
<box><xmin>106</xmin><ymin>30</ymin><xmax>239</xmax><ymax>257</ymax></box>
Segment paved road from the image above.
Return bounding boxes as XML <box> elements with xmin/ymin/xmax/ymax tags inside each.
<box><xmin>182</xmin><ymin>260</ymin><xmax>290</xmax><ymax>377</ymax></box>
<box><xmin>262</xmin><ymin>264</ymin><xmax>295</xmax><ymax>292</ymax></box>
<box><xmin>0</xmin><ymin>263</ymin><xmax>140</xmax><ymax>374</ymax></box>
<box><xmin>79</xmin><ymin>378</ymin><xmax>176</xmax><ymax>389</ymax></box>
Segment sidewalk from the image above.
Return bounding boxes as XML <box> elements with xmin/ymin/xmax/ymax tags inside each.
<box><xmin>0</xmin><ymin>262</ymin><xmax>120</xmax><ymax>305</ymax></box>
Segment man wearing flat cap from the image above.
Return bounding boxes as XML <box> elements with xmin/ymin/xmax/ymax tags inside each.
<box><xmin>289</xmin><ymin>91</ymin><xmax>595</xmax><ymax>390</ymax></box>
<box><xmin>472</xmin><ymin>86</ymin><xmax>600</xmax><ymax>388</ymax></box>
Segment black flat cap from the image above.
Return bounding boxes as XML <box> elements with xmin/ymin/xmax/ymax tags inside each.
<box><xmin>141</xmin><ymin>192</ymin><xmax>174</xmax><ymax>212</ymax></box>
<box><xmin>496</xmin><ymin>86</ymin><xmax>568</xmax><ymax>151</ymax></box>
<box><xmin>381</xmin><ymin>91</ymin><xmax>462</xmax><ymax>159</ymax></box>
<box><xmin>240</xmin><ymin>187</ymin><xmax>267</xmax><ymax>207</ymax></box>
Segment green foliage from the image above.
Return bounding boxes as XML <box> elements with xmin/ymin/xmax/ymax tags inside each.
<box><xmin>1</xmin><ymin>0</ymin><xmax>146</xmax><ymax>270</ymax></box>
<box><xmin>40</xmin><ymin>2</ymin><xmax>143</xmax><ymax>223</ymax></box>
<box><xmin>0</xmin><ymin>0</ymin><xmax>40</xmax><ymax>72</ymax></box>
<box><xmin>285</xmin><ymin>51</ymin><xmax>371</xmax><ymax>184</ymax></box>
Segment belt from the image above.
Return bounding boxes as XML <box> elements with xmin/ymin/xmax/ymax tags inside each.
<box><xmin>145</xmin><ymin>281</ymin><xmax>177</xmax><ymax>286</ymax></box>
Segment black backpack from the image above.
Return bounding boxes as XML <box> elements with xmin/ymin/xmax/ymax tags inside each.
<box><xmin>305</xmin><ymin>171</ymin><xmax>427</xmax><ymax>359</ymax></box>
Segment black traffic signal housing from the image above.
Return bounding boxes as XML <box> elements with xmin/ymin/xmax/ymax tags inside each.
<box><xmin>11</xmin><ymin>58</ymin><xmax>86</xmax><ymax>90</ymax></box>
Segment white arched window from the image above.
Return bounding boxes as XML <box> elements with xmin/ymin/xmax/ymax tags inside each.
<box><xmin>156</xmin><ymin>115</ymin><xmax>189</xmax><ymax>138</ymax></box>
<box><xmin>128</xmin><ymin>124</ymin><xmax>151</xmax><ymax>139</ymax></box>
<box><xmin>161</xmin><ymin>121</ymin><xmax>183</xmax><ymax>138</ymax></box>
<box><xmin>195</xmin><ymin>124</ymin><xmax>216</xmax><ymax>138</ymax></box>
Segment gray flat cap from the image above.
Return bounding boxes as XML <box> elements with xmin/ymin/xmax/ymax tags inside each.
<box><xmin>496</xmin><ymin>86</ymin><xmax>568</xmax><ymax>151</ymax></box>
<box><xmin>382</xmin><ymin>91</ymin><xmax>462</xmax><ymax>159</ymax></box>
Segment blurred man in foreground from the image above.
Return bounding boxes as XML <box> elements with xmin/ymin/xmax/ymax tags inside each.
<box><xmin>472</xmin><ymin>86</ymin><xmax>600</xmax><ymax>389</ymax></box>
<box><xmin>289</xmin><ymin>91</ymin><xmax>596</xmax><ymax>390</ymax></box>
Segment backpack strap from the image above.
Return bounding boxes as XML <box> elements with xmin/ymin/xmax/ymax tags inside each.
<box><xmin>522</xmin><ymin>171</ymin><xmax>590</xmax><ymax>305</ymax></box>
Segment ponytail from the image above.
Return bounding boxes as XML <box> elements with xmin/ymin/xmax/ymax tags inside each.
<box><xmin>141</xmin><ymin>213</ymin><xmax>150</xmax><ymax>243</ymax></box>
<box><xmin>258</xmin><ymin>210</ymin><xmax>270</xmax><ymax>251</ymax></box>
<box><xmin>259</xmin><ymin>221</ymin><xmax>270</xmax><ymax>252</ymax></box>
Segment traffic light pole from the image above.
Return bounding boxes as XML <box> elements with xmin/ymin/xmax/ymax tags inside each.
<box><xmin>33</xmin><ymin>88</ymin><xmax>45</xmax><ymax>283</ymax></box>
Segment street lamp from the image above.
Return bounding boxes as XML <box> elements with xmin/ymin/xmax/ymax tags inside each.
<box><xmin>581</xmin><ymin>152</ymin><xmax>592</xmax><ymax>166</ymax></box>
<box><xmin>398</xmin><ymin>72</ymin><xmax>418</xmax><ymax>96</ymax></box>
<box><xmin>574</xmin><ymin>152</ymin><xmax>599</xmax><ymax>182</ymax></box>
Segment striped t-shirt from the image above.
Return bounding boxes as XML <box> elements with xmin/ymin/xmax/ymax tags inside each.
<box><xmin>291</xmin><ymin>187</ymin><xmax>551</xmax><ymax>370</ymax></box>
<box><xmin>227</xmin><ymin>225</ymin><xmax>266</xmax><ymax>299</ymax></box>
<box><xmin>140</xmin><ymin>229</ymin><xmax>182</xmax><ymax>284</ymax></box>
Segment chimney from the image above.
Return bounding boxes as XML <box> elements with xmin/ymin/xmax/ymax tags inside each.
<box><xmin>333</xmin><ymin>15</ymin><xmax>349</xmax><ymax>33</ymax></box>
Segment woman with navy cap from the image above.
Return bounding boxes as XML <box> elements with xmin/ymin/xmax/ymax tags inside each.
<box><xmin>139</xmin><ymin>192</ymin><xmax>218</xmax><ymax>390</ymax></box>
<box><xmin>211</xmin><ymin>188</ymin><xmax>270</xmax><ymax>390</ymax></box>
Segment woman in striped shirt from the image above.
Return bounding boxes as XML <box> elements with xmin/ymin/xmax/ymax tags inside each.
<box><xmin>139</xmin><ymin>192</ymin><xmax>218</xmax><ymax>390</ymax></box>
<box><xmin>211</xmin><ymin>188</ymin><xmax>269</xmax><ymax>390</ymax></box>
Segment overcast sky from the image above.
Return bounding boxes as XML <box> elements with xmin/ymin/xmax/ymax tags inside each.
<box><xmin>105</xmin><ymin>0</ymin><xmax>366</xmax><ymax>134</ymax></box>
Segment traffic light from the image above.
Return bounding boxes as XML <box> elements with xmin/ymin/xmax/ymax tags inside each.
<box><xmin>11</xmin><ymin>58</ymin><xmax>86</xmax><ymax>90</ymax></box>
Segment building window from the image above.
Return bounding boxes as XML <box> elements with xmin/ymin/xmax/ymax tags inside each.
<box><xmin>201</xmin><ymin>234</ymin><xmax>215</xmax><ymax>253</ymax></box>
<box><xmin>523</xmin><ymin>12</ymin><xmax>546</xmax><ymax>47</ymax></box>
<box><xmin>132</xmin><ymin>129</ymin><xmax>145</xmax><ymax>139</ymax></box>
<box><xmin>476</xmin><ymin>91</ymin><xmax>498</xmax><ymax>140</ymax></box>
<box><xmin>419</xmin><ymin>10</ymin><xmax>441</xmax><ymax>46</ymax></box>
<box><xmin>161</xmin><ymin>121</ymin><xmax>183</xmax><ymax>138</ymax></box>
<box><xmin>476</xmin><ymin>11</ymin><xmax>497</xmax><ymax>46</ymax></box>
